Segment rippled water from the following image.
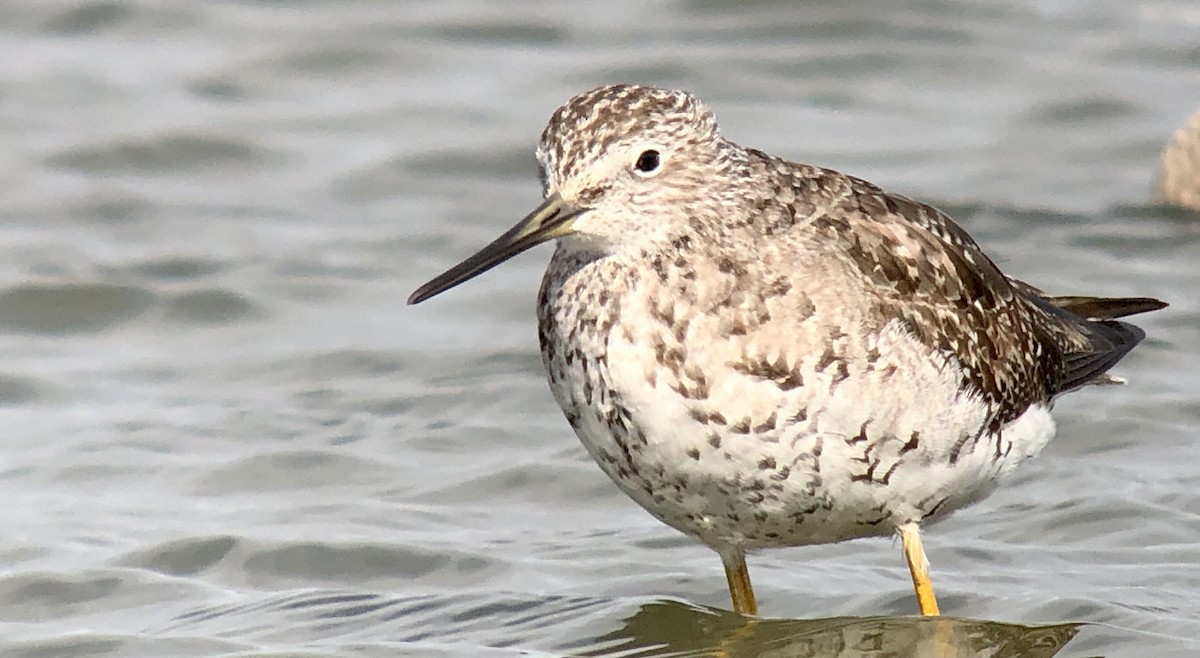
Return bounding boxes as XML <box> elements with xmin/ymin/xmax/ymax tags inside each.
<box><xmin>1</xmin><ymin>1</ymin><xmax>1198</xmax><ymax>656</ymax></box>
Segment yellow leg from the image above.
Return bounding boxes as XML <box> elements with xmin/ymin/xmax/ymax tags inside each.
<box><xmin>720</xmin><ymin>548</ymin><xmax>758</xmax><ymax>616</ymax></box>
<box><xmin>899</xmin><ymin>521</ymin><xmax>940</xmax><ymax>616</ymax></box>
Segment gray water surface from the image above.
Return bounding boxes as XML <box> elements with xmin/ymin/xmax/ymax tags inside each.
<box><xmin>1</xmin><ymin>1</ymin><xmax>1198</xmax><ymax>657</ymax></box>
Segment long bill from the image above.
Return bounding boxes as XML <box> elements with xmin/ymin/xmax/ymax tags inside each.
<box><xmin>407</xmin><ymin>193</ymin><xmax>583</xmax><ymax>305</ymax></box>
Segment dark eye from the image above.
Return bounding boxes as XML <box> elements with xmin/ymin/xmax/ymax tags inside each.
<box><xmin>634</xmin><ymin>149</ymin><xmax>661</xmax><ymax>173</ymax></box>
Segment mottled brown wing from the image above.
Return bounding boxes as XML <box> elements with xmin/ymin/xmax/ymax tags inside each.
<box><xmin>821</xmin><ymin>173</ymin><xmax>1166</xmax><ymax>408</ymax></box>
<box><xmin>795</xmin><ymin>172</ymin><xmax>1058</xmax><ymax>427</ymax></box>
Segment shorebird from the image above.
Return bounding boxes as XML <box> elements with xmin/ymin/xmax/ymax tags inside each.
<box><xmin>1155</xmin><ymin>107</ymin><xmax>1200</xmax><ymax>212</ymax></box>
<box><xmin>408</xmin><ymin>85</ymin><xmax>1166</xmax><ymax>616</ymax></box>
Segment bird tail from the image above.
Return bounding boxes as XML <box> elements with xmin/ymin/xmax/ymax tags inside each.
<box><xmin>1038</xmin><ymin>296</ymin><xmax>1167</xmax><ymax>393</ymax></box>
<box><xmin>1044</xmin><ymin>296</ymin><xmax>1168</xmax><ymax>321</ymax></box>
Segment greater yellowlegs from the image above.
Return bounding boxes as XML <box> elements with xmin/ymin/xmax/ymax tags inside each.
<box><xmin>409</xmin><ymin>85</ymin><xmax>1166</xmax><ymax>616</ymax></box>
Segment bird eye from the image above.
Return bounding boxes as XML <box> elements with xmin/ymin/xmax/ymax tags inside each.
<box><xmin>633</xmin><ymin>149</ymin><xmax>661</xmax><ymax>174</ymax></box>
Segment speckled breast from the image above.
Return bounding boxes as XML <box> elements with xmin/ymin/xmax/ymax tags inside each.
<box><xmin>535</xmin><ymin>245</ymin><xmax>1056</xmax><ymax>551</ymax></box>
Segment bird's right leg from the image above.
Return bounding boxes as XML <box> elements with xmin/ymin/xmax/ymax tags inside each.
<box><xmin>720</xmin><ymin>547</ymin><xmax>758</xmax><ymax>616</ymax></box>
<box><xmin>899</xmin><ymin>521</ymin><xmax>941</xmax><ymax>616</ymax></box>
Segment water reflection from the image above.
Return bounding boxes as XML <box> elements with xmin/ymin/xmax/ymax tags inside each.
<box><xmin>580</xmin><ymin>600</ymin><xmax>1080</xmax><ymax>658</ymax></box>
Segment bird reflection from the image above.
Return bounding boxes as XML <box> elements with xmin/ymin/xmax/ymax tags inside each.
<box><xmin>578</xmin><ymin>600</ymin><xmax>1079</xmax><ymax>658</ymax></box>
